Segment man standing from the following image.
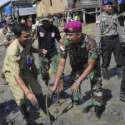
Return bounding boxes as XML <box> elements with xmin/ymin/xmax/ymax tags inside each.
<box><xmin>4</xmin><ymin>20</ymin><xmax>15</xmax><ymax>47</ymax></box>
<box><xmin>37</xmin><ymin>15</ymin><xmax>61</xmax><ymax>82</ymax></box>
<box><xmin>25</xmin><ymin>17</ymin><xmax>33</xmax><ymax>32</ymax></box>
<box><xmin>2</xmin><ymin>24</ymin><xmax>47</xmax><ymax>124</ymax></box>
<box><xmin>96</xmin><ymin>0</ymin><xmax>122</xmax><ymax>79</ymax></box>
<box><xmin>51</xmin><ymin>20</ymin><xmax>102</xmax><ymax>105</ymax></box>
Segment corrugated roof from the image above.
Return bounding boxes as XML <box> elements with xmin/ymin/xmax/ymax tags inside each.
<box><xmin>36</xmin><ymin>0</ymin><xmax>100</xmax><ymax>16</ymax></box>
<box><xmin>67</xmin><ymin>0</ymin><xmax>100</xmax><ymax>9</ymax></box>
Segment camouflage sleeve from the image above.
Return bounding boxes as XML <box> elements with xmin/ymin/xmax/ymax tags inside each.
<box><xmin>115</xmin><ymin>14</ymin><xmax>121</xmax><ymax>33</ymax></box>
<box><xmin>86</xmin><ymin>35</ymin><xmax>98</xmax><ymax>60</ymax></box>
<box><xmin>6</xmin><ymin>33</ymin><xmax>10</xmax><ymax>41</ymax></box>
<box><xmin>95</xmin><ymin>15</ymin><xmax>101</xmax><ymax>45</ymax></box>
<box><xmin>59</xmin><ymin>38</ymin><xmax>68</xmax><ymax>59</ymax></box>
<box><xmin>59</xmin><ymin>44</ymin><xmax>67</xmax><ymax>59</ymax></box>
<box><xmin>55</xmin><ymin>26</ymin><xmax>61</xmax><ymax>41</ymax></box>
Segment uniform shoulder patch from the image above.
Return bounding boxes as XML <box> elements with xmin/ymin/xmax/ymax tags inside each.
<box><xmin>39</xmin><ymin>32</ymin><xmax>45</xmax><ymax>37</ymax></box>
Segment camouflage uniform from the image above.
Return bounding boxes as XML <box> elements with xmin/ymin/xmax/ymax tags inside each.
<box><xmin>37</xmin><ymin>23</ymin><xmax>61</xmax><ymax>81</ymax></box>
<box><xmin>5</xmin><ymin>31</ymin><xmax>15</xmax><ymax>42</ymax></box>
<box><xmin>96</xmin><ymin>11</ymin><xmax>122</xmax><ymax>79</ymax></box>
<box><xmin>2</xmin><ymin>29</ymin><xmax>15</xmax><ymax>47</ymax></box>
<box><xmin>60</xmin><ymin>33</ymin><xmax>102</xmax><ymax>102</ymax></box>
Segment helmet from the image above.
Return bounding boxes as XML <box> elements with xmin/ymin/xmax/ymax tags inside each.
<box><xmin>38</xmin><ymin>13</ymin><xmax>52</xmax><ymax>22</ymax></box>
<box><xmin>64</xmin><ymin>20</ymin><xmax>82</xmax><ymax>33</ymax></box>
<box><xmin>6</xmin><ymin>20</ymin><xmax>13</xmax><ymax>26</ymax></box>
<box><xmin>102</xmin><ymin>0</ymin><xmax>113</xmax><ymax>5</ymax></box>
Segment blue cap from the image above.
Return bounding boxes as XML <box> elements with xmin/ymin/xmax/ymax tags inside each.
<box><xmin>102</xmin><ymin>0</ymin><xmax>113</xmax><ymax>5</ymax></box>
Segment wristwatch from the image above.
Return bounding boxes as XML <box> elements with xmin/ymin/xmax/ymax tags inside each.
<box><xmin>75</xmin><ymin>79</ymin><xmax>82</xmax><ymax>85</ymax></box>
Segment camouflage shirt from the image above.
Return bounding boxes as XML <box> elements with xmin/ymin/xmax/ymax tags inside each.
<box><xmin>96</xmin><ymin>12</ymin><xmax>119</xmax><ymax>38</ymax></box>
<box><xmin>5</xmin><ymin>31</ymin><xmax>15</xmax><ymax>42</ymax></box>
<box><xmin>60</xmin><ymin>33</ymin><xmax>98</xmax><ymax>75</ymax></box>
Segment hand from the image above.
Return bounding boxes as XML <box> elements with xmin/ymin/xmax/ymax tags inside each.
<box><xmin>39</xmin><ymin>49</ymin><xmax>48</xmax><ymax>55</ymax></box>
<box><xmin>4</xmin><ymin>42</ymin><xmax>10</xmax><ymax>48</ymax></box>
<box><xmin>56</xmin><ymin>80</ymin><xmax>64</xmax><ymax>93</ymax></box>
<box><xmin>71</xmin><ymin>82</ymin><xmax>80</xmax><ymax>93</ymax></box>
<box><xmin>59</xmin><ymin>43</ymin><xmax>65</xmax><ymax>51</ymax></box>
<box><xmin>50</xmin><ymin>85</ymin><xmax>57</xmax><ymax>93</ymax></box>
<box><xmin>42</xmin><ymin>49</ymin><xmax>48</xmax><ymax>55</ymax></box>
<box><xmin>50</xmin><ymin>80</ymin><xmax>64</xmax><ymax>93</ymax></box>
<box><xmin>26</xmin><ymin>92</ymin><xmax>38</xmax><ymax>106</ymax></box>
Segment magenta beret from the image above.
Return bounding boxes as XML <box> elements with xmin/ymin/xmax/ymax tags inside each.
<box><xmin>64</xmin><ymin>20</ymin><xmax>82</xmax><ymax>33</ymax></box>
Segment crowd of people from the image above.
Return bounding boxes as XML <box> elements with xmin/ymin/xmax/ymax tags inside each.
<box><xmin>0</xmin><ymin>0</ymin><xmax>125</xmax><ymax>124</ymax></box>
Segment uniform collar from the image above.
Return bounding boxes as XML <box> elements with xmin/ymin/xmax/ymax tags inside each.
<box><xmin>16</xmin><ymin>39</ymin><xmax>24</xmax><ymax>53</ymax></box>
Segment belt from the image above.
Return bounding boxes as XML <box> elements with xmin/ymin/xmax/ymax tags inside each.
<box><xmin>102</xmin><ymin>34</ymin><xmax>118</xmax><ymax>39</ymax></box>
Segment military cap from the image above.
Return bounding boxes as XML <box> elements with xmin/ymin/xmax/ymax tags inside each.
<box><xmin>38</xmin><ymin>13</ymin><xmax>52</xmax><ymax>22</ymax></box>
<box><xmin>102</xmin><ymin>0</ymin><xmax>113</xmax><ymax>5</ymax></box>
<box><xmin>64</xmin><ymin>20</ymin><xmax>82</xmax><ymax>33</ymax></box>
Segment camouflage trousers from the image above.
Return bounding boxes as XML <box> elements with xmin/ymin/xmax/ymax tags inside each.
<box><xmin>71</xmin><ymin>69</ymin><xmax>102</xmax><ymax>89</ymax></box>
<box><xmin>39</xmin><ymin>54</ymin><xmax>60</xmax><ymax>81</ymax></box>
<box><xmin>70</xmin><ymin>70</ymin><xmax>102</xmax><ymax>104</ymax></box>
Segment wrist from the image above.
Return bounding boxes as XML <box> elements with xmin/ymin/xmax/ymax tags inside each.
<box><xmin>54</xmin><ymin>77</ymin><xmax>60</xmax><ymax>85</ymax></box>
<box><xmin>75</xmin><ymin>79</ymin><xmax>82</xmax><ymax>85</ymax></box>
<box><xmin>25</xmin><ymin>91</ymin><xmax>31</xmax><ymax>96</ymax></box>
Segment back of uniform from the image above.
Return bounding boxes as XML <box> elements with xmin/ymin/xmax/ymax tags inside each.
<box><xmin>37</xmin><ymin>23</ymin><xmax>61</xmax><ymax>80</ymax></box>
<box><xmin>37</xmin><ymin>24</ymin><xmax>61</xmax><ymax>58</ymax></box>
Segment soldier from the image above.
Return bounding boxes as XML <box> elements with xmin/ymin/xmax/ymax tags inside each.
<box><xmin>25</xmin><ymin>17</ymin><xmax>33</xmax><ymax>32</ymax></box>
<box><xmin>2</xmin><ymin>24</ymin><xmax>47</xmax><ymax>124</ymax></box>
<box><xmin>51</xmin><ymin>20</ymin><xmax>102</xmax><ymax>108</ymax></box>
<box><xmin>96</xmin><ymin>0</ymin><xmax>122</xmax><ymax>80</ymax></box>
<box><xmin>35</xmin><ymin>15</ymin><xmax>61</xmax><ymax>83</ymax></box>
<box><xmin>4</xmin><ymin>20</ymin><xmax>15</xmax><ymax>48</ymax></box>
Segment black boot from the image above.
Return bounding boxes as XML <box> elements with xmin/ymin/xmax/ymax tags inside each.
<box><xmin>120</xmin><ymin>92</ymin><xmax>125</xmax><ymax>102</ymax></box>
<box><xmin>102</xmin><ymin>68</ymin><xmax>110</xmax><ymax>80</ymax></box>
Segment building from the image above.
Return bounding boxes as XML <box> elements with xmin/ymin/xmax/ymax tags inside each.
<box><xmin>11</xmin><ymin>0</ymin><xmax>36</xmax><ymax>21</ymax></box>
<box><xmin>36</xmin><ymin>0</ymin><xmax>67</xmax><ymax>17</ymax></box>
<box><xmin>36</xmin><ymin>0</ymin><xmax>100</xmax><ymax>17</ymax></box>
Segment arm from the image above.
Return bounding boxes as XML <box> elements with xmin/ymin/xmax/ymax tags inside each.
<box><xmin>15</xmin><ymin>71</ymin><xmax>38</xmax><ymax>106</ymax></box>
<box><xmin>116</xmin><ymin>14</ymin><xmax>122</xmax><ymax>35</ymax></box>
<box><xmin>30</xmin><ymin>47</ymin><xmax>39</xmax><ymax>53</ymax></box>
<box><xmin>71</xmin><ymin>58</ymin><xmax>96</xmax><ymax>93</ymax></box>
<box><xmin>30</xmin><ymin>26</ymin><xmax>41</xmax><ymax>54</ymax></box>
<box><xmin>8</xmin><ymin>55</ymin><xmax>38</xmax><ymax>105</ymax></box>
<box><xmin>52</xmin><ymin>58</ymin><xmax>66</xmax><ymax>92</ymax></box>
<box><xmin>76</xmin><ymin>59</ymin><xmax>96</xmax><ymax>84</ymax></box>
<box><xmin>95</xmin><ymin>15</ymin><xmax>101</xmax><ymax>47</ymax></box>
<box><xmin>55</xmin><ymin>26</ymin><xmax>61</xmax><ymax>42</ymax></box>
<box><xmin>31</xmin><ymin>47</ymin><xmax>48</xmax><ymax>55</ymax></box>
<box><xmin>71</xmin><ymin>37</ymin><xmax>97</xmax><ymax>92</ymax></box>
<box><xmin>52</xmin><ymin>38</ymin><xmax>67</xmax><ymax>92</ymax></box>
<box><xmin>79</xmin><ymin>37</ymin><xmax>97</xmax><ymax>82</ymax></box>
